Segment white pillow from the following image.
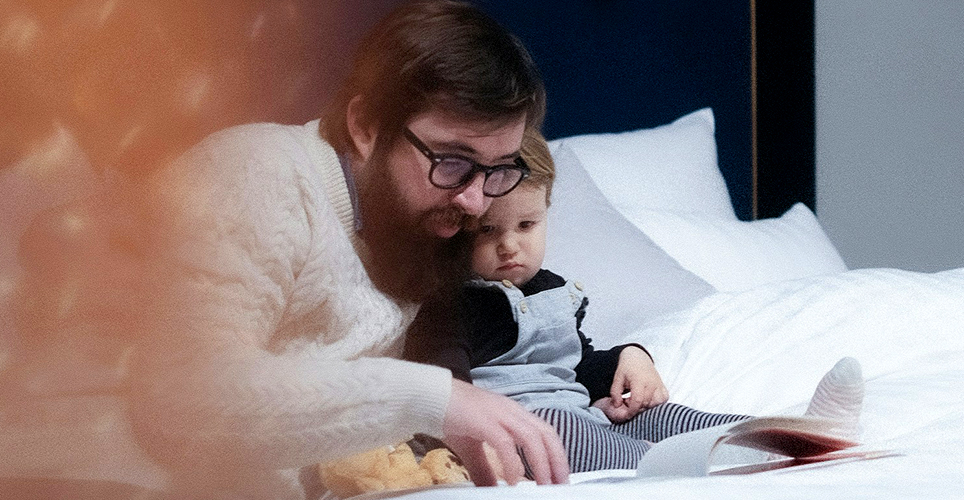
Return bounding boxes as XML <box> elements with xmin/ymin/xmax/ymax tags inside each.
<box><xmin>544</xmin><ymin>144</ymin><xmax>717</xmax><ymax>348</ymax></box>
<box><xmin>547</xmin><ymin>108</ymin><xmax>736</xmax><ymax>220</ymax></box>
<box><xmin>622</xmin><ymin>203</ymin><xmax>848</xmax><ymax>292</ymax></box>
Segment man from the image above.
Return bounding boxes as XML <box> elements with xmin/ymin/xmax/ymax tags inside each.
<box><xmin>121</xmin><ymin>1</ymin><xmax>568</xmax><ymax>497</ymax></box>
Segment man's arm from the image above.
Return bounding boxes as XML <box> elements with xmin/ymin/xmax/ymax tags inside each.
<box><xmin>122</xmin><ymin>125</ymin><xmax>451</xmax><ymax>472</ymax></box>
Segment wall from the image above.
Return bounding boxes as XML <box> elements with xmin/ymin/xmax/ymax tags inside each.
<box><xmin>815</xmin><ymin>1</ymin><xmax>964</xmax><ymax>272</ymax></box>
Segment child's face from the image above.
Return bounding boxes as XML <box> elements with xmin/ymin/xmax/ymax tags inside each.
<box><xmin>471</xmin><ymin>184</ymin><xmax>547</xmax><ymax>286</ymax></box>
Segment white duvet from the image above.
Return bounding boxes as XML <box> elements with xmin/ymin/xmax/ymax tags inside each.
<box><xmin>390</xmin><ymin>267</ymin><xmax>964</xmax><ymax>499</ymax></box>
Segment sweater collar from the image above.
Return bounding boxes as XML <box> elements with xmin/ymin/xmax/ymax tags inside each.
<box><xmin>337</xmin><ymin>154</ymin><xmax>363</xmax><ymax>233</ymax></box>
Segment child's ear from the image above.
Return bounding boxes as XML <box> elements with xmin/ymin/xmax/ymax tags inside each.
<box><xmin>346</xmin><ymin>95</ymin><xmax>377</xmax><ymax>161</ymax></box>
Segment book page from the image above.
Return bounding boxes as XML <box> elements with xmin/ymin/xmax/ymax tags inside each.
<box><xmin>723</xmin><ymin>427</ymin><xmax>857</xmax><ymax>457</ymax></box>
<box><xmin>636</xmin><ymin>416</ymin><xmax>866</xmax><ymax>478</ymax></box>
<box><xmin>635</xmin><ymin>422</ymin><xmax>735</xmax><ymax>478</ymax></box>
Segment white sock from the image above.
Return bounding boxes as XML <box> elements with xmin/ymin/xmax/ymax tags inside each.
<box><xmin>804</xmin><ymin>357</ymin><xmax>864</xmax><ymax>440</ymax></box>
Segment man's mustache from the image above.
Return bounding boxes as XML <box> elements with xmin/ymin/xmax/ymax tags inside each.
<box><xmin>429</xmin><ymin>206</ymin><xmax>471</xmax><ymax>232</ymax></box>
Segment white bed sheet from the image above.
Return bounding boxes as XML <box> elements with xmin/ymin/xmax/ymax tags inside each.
<box><xmin>386</xmin><ymin>267</ymin><xmax>964</xmax><ymax>499</ymax></box>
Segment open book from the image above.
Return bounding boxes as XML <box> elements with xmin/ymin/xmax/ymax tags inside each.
<box><xmin>575</xmin><ymin>415</ymin><xmax>896</xmax><ymax>483</ymax></box>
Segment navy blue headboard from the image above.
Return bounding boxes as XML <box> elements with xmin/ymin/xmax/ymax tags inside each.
<box><xmin>472</xmin><ymin>1</ymin><xmax>815</xmax><ymax>221</ymax></box>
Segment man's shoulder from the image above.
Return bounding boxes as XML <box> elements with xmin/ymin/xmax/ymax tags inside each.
<box><xmin>188</xmin><ymin>120</ymin><xmax>326</xmax><ymax>163</ymax></box>
<box><xmin>159</xmin><ymin>120</ymin><xmax>337</xmax><ymax>196</ymax></box>
<box><xmin>146</xmin><ymin>120</ymin><xmax>339</xmax><ymax>230</ymax></box>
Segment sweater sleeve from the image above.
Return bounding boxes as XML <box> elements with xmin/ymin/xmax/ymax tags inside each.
<box><xmin>125</xmin><ymin>124</ymin><xmax>451</xmax><ymax>478</ymax></box>
<box><xmin>573</xmin><ymin>297</ymin><xmax>652</xmax><ymax>402</ymax></box>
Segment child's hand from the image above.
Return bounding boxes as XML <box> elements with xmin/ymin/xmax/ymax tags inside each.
<box><xmin>591</xmin><ymin>396</ymin><xmax>632</xmax><ymax>423</ymax></box>
<box><xmin>603</xmin><ymin>347</ymin><xmax>669</xmax><ymax>422</ymax></box>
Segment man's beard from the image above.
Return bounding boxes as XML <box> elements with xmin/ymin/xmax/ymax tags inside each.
<box><xmin>354</xmin><ymin>155</ymin><xmax>473</xmax><ymax>303</ymax></box>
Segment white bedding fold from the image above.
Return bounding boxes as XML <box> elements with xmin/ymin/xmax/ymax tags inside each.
<box><xmin>636</xmin><ymin>268</ymin><xmax>964</xmax><ymax>415</ymax></box>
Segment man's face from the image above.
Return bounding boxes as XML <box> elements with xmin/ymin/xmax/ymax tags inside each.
<box><xmin>350</xmin><ymin>109</ymin><xmax>526</xmax><ymax>301</ymax></box>
<box><xmin>388</xmin><ymin>110</ymin><xmax>528</xmax><ymax>239</ymax></box>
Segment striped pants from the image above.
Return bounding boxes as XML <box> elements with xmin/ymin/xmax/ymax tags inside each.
<box><xmin>532</xmin><ymin>403</ymin><xmax>749</xmax><ymax>472</ymax></box>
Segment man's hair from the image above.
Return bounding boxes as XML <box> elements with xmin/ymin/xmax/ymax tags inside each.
<box><xmin>321</xmin><ymin>0</ymin><xmax>545</xmax><ymax>157</ymax></box>
<box><xmin>519</xmin><ymin>127</ymin><xmax>555</xmax><ymax>206</ymax></box>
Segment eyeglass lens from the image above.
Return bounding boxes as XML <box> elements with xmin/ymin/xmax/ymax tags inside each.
<box><xmin>431</xmin><ymin>158</ymin><xmax>524</xmax><ymax>196</ymax></box>
<box><xmin>481</xmin><ymin>168</ymin><xmax>522</xmax><ymax>196</ymax></box>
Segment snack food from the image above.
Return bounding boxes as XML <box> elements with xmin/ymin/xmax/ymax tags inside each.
<box><xmin>317</xmin><ymin>439</ymin><xmax>471</xmax><ymax>498</ymax></box>
<box><xmin>420</xmin><ymin>448</ymin><xmax>470</xmax><ymax>484</ymax></box>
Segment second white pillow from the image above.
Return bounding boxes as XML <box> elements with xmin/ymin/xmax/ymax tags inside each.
<box><xmin>548</xmin><ymin>108</ymin><xmax>736</xmax><ymax>221</ymax></box>
<box><xmin>622</xmin><ymin>203</ymin><xmax>848</xmax><ymax>292</ymax></box>
<box><xmin>544</xmin><ymin>144</ymin><xmax>717</xmax><ymax>347</ymax></box>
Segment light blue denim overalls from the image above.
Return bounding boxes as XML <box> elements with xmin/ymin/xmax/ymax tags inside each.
<box><xmin>468</xmin><ymin>278</ymin><xmax>611</xmax><ymax>426</ymax></box>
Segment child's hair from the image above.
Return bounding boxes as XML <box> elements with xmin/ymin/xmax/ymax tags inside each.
<box><xmin>518</xmin><ymin>127</ymin><xmax>555</xmax><ymax>206</ymax></box>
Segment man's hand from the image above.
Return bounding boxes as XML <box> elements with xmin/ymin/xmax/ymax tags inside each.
<box><xmin>442</xmin><ymin>379</ymin><xmax>569</xmax><ymax>486</ymax></box>
<box><xmin>593</xmin><ymin>347</ymin><xmax>668</xmax><ymax>423</ymax></box>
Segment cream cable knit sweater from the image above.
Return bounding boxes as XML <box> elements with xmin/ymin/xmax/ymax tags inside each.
<box><xmin>127</xmin><ymin>120</ymin><xmax>452</xmax><ymax>498</ymax></box>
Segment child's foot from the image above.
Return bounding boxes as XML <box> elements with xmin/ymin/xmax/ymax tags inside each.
<box><xmin>804</xmin><ymin>357</ymin><xmax>864</xmax><ymax>440</ymax></box>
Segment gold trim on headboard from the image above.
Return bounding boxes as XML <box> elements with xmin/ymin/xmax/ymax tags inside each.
<box><xmin>750</xmin><ymin>0</ymin><xmax>759</xmax><ymax>220</ymax></box>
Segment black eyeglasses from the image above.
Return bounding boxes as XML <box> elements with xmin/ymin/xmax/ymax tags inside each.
<box><xmin>403</xmin><ymin>128</ymin><xmax>530</xmax><ymax>197</ymax></box>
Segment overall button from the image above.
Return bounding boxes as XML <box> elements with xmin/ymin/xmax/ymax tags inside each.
<box><xmin>501</xmin><ymin>279</ymin><xmax>514</xmax><ymax>288</ymax></box>
<box><xmin>519</xmin><ymin>301</ymin><xmax>528</xmax><ymax>313</ymax></box>
<box><xmin>573</xmin><ymin>281</ymin><xmax>584</xmax><ymax>291</ymax></box>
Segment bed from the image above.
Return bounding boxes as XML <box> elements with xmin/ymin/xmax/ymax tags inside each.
<box><xmin>2</xmin><ymin>1</ymin><xmax>964</xmax><ymax>499</ymax></box>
